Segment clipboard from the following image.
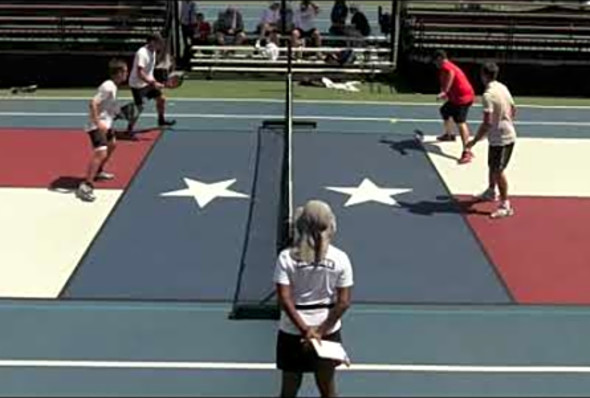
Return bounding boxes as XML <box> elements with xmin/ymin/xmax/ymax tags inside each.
<box><xmin>311</xmin><ymin>339</ymin><xmax>350</xmax><ymax>366</ymax></box>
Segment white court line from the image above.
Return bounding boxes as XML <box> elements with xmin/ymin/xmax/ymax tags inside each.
<box><xmin>2</xmin><ymin>111</ymin><xmax>590</xmax><ymax>127</ymax></box>
<box><xmin>0</xmin><ymin>359</ymin><xmax>590</xmax><ymax>373</ymax></box>
<box><xmin>4</xmin><ymin>96</ymin><xmax>590</xmax><ymax>109</ymax></box>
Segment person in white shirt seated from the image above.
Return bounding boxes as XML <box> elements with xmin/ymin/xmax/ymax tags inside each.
<box><xmin>274</xmin><ymin>200</ymin><xmax>354</xmax><ymax>398</ymax></box>
<box><xmin>256</xmin><ymin>29</ymin><xmax>280</xmax><ymax>61</ymax></box>
<box><xmin>291</xmin><ymin>0</ymin><xmax>322</xmax><ymax>49</ymax></box>
<box><xmin>257</xmin><ymin>1</ymin><xmax>281</xmax><ymax>39</ymax></box>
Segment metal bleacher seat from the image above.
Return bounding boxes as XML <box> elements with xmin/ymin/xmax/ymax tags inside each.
<box><xmin>0</xmin><ymin>0</ymin><xmax>170</xmax><ymax>55</ymax></box>
<box><xmin>190</xmin><ymin>44</ymin><xmax>393</xmax><ymax>75</ymax></box>
<box><xmin>401</xmin><ymin>0</ymin><xmax>590</xmax><ymax>66</ymax></box>
<box><xmin>187</xmin><ymin>2</ymin><xmax>394</xmax><ymax>76</ymax></box>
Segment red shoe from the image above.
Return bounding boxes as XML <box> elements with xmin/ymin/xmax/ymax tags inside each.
<box><xmin>458</xmin><ymin>150</ymin><xmax>474</xmax><ymax>164</ymax></box>
<box><xmin>436</xmin><ymin>134</ymin><xmax>457</xmax><ymax>142</ymax></box>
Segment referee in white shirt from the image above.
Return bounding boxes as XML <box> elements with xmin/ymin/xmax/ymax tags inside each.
<box><xmin>274</xmin><ymin>200</ymin><xmax>353</xmax><ymax>398</ymax></box>
<box><xmin>127</xmin><ymin>33</ymin><xmax>176</xmax><ymax>135</ymax></box>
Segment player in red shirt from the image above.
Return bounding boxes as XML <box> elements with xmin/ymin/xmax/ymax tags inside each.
<box><xmin>433</xmin><ymin>50</ymin><xmax>475</xmax><ymax>164</ymax></box>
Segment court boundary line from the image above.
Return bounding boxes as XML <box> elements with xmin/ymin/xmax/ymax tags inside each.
<box><xmin>413</xmin><ymin>133</ymin><xmax>516</xmax><ymax>303</ymax></box>
<box><xmin>4</xmin><ymin>96</ymin><xmax>590</xmax><ymax>109</ymax></box>
<box><xmin>4</xmin><ymin>300</ymin><xmax>590</xmax><ymax>315</ymax></box>
<box><xmin>56</xmin><ymin>129</ymin><xmax>168</xmax><ymax>299</ymax></box>
<box><xmin>2</xmin><ymin>359</ymin><xmax>590</xmax><ymax>373</ymax></box>
<box><xmin>3</xmin><ymin>111</ymin><xmax>590</xmax><ymax>127</ymax></box>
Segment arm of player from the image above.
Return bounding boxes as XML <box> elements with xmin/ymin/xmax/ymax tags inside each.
<box><xmin>467</xmin><ymin>111</ymin><xmax>492</xmax><ymax>149</ymax></box>
<box><xmin>137</xmin><ymin>65</ymin><xmax>164</xmax><ymax>89</ymax></box>
<box><xmin>317</xmin><ymin>287</ymin><xmax>351</xmax><ymax>337</ymax></box>
<box><xmin>318</xmin><ymin>254</ymin><xmax>353</xmax><ymax>337</ymax></box>
<box><xmin>438</xmin><ymin>69</ymin><xmax>454</xmax><ymax>100</ymax></box>
<box><xmin>89</xmin><ymin>97</ymin><xmax>108</xmax><ymax>133</ymax></box>
<box><xmin>276</xmin><ymin>283</ymin><xmax>320</xmax><ymax>342</ymax></box>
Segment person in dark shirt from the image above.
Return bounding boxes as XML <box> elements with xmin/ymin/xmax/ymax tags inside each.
<box><xmin>329</xmin><ymin>0</ymin><xmax>348</xmax><ymax>35</ymax></box>
<box><xmin>350</xmin><ymin>4</ymin><xmax>371</xmax><ymax>36</ymax></box>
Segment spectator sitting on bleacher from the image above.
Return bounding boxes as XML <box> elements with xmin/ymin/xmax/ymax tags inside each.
<box><xmin>192</xmin><ymin>13</ymin><xmax>212</xmax><ymax>46</ymax></box>
<box><xmin>291</xmin><ymin>0</ymin><xmax>322</xmax><ymax>50</ymax></box>
<box><xmin>350</xmin><ymin>4</ymin><xmax>371</xmax><ymax>37</ymax></box>
<box><xmin>215</xmin><ymin>6</ymin><xmax>247</xmax><ymax>48</ymax></box>
<box><xmin>258</xmin><ymin>1</ymin><xmax>281</xmax><ymax>39</ymax></box>
<box><xmin>256</xmin><ymin>29</ymin><xmax>280</xmax><ymax>61</ymax></box>
<box><xmin>329</xmin><ymin>0</ymin><xmax>348</xmax><ymax>35</ymax></box>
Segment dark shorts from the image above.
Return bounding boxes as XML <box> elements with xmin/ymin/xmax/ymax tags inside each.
<box><xmin>276</xmin><ymin>329</ymin><xmax>342</xmax><ymax>373</ymax></box>
<box><xmin>440</xmin><ymin>101</ymin><xmax>472</xmax><ymax>124</ymax></box>
<box><xmin>87</xmin><ymin>129</ymin><xmax>115</xmax><ymax>149</ymax></box>
<box><xmin>488</xmin><ymin>143</ymin><xmax>515</xmax><ymax>172</ymax></box>
<box><xmin>295</xmin><ymin>28</ymin><xmax>318</xmax><ymax>38</ymax></box>
<box><xmin>131</xmin><ymin>86</ymin><xmax>163</xmax><ymax>107</ymax></box>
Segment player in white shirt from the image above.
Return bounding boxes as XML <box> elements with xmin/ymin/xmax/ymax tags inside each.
<box><xmin>467</xmin><ymin>62</ymin><xmax>517</xmax><ymax>219</ymax></box>
<box><xmin>127</xmin><ymin>33</ymin><xmax>176</xmax><ymax>136</ymax></box>
<box><xmin>274</xmin><ymin>200</ymin><xmax>353</xmax><ymax>398</ymax></box>
<box><xmin>76</xmin><ymin>59</ymin><xmax>128</xmax><ymax>202</ymax></box>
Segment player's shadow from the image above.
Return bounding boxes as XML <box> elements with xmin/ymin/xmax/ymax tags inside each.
<box><xmin>379</xmin><ymin>137</ymin><xmax>422</xmax><ymax>156</ymax></box>
<box><xmin>397</xmin><ymin>195</ymin><xmax>489</xmax><ymax>216</ymax></box>
<box><xmin>48</xmin><ymin>176</ymin><xmax>83</xmax><ymax>193</ymax></box>
<box><xmin>114</xmin><ymin>128</ymin><xmax>156</xmax><ymax>141</ymax></box>
<box><xmin>381</xmin><ymin>130</ymin><xmax>459</xmax><ymax>162</ymax></box>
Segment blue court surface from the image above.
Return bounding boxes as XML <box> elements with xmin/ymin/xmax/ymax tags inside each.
<box><xmin>2</xmin><ymin>96</ymin><xmax>590</xmax><ymax>396</ymax></box>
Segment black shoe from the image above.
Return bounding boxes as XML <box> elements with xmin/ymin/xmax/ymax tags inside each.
<box><xmin>158</xmin><ymin>119</ymin><xmax>176</xmax><ymax>128</ymax></box>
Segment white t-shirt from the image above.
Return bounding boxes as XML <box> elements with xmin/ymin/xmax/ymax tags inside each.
<box><xmin>294</xmin><ymin>6</ymin><xmax>318</xmax><ymax>32</ymax></box>
<box><xmin>256</xmin><ymin>40</ymin><xmax>279</xmax><ymax>61</ymax></box>
<box><xmin>273</xmin><ymin>244</ymin><xmax>353</xmax><ymax>335</ymax></box>
<box><xmin>129</xmin><ymin>45</ymin><xmax>156</xmax><ymax>89</ymax></box>
<box><xmin>260</xmin><ymin>7</ymin><xmax>280</xmax><ymax>25</ymax></box>
<box><xmin>85</xmin><ymin>80</ymin><xmax>119</xmax><ymax>132</ymax></box>
<box><xmin>482</xmin><ymin>80</ymin><xmax>517</xmax><ymax>146</ymax></box>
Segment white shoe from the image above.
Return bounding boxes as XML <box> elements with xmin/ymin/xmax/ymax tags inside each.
<box><xmin>95</xmin><ymin>171</ymin><xmax>115</xmax><ymax>181</ymax></box>
<box><xmin>475</xmin><ymin>188</ymin><xmax>498</xmax><ymax>202</ymax></box>
<box><xmin>490</xmin><ymin>205</ymin><xmax>514</xmax><ymax>219</ymax></box>
<box><xmin>76</xmin><ymin>182</ymin><xmax>96</xmax><ymax>202</ymax></box>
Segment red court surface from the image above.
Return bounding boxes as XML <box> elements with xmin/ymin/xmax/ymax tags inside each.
<box><xmin>0</xmin><ymin>128</ymin><xmax>161</xmax><ymax>189</ymax></box>
<box><xmin>460</xmin><ymin>196</ymin><xmax>590</xmax><ymax>304</ymax></box>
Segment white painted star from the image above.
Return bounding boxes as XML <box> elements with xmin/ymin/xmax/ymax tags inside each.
<box><xmin>326</xmin><ymin>178</ymin><xmax>412</xmax><ymax>207</ymax></box>
<box><xmin>160</xmin><ymin>178</ymin><xmax>249</xmax><ymax>209</ymax></box>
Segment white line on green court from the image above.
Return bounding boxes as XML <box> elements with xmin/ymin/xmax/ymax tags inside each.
<box><xmin>1</xmin><ymin>359</ymin><xmax>590</xmax><ymax>373</ymax></box>
<box><xmin>4</xmin><ymin>96</ymin><xmax>590</xmax><ymax>109</ymax></box>
<box><xmin>3</xmin><ymin>111</ymin><xmax>590</xmax><ymax>126</ymax></box>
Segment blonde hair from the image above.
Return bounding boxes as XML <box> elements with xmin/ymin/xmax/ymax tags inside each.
<box><xmin>290</xmin><ymin>200</ymin><xmax>336</xmax><ymax>264</ymax></box>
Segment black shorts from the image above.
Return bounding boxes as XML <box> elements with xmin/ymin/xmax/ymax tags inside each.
<box><xmin>87</xmin><ymin>129</ymin><xmax>115</xmax><ymax>149</ymax></box>
<box><xmin>131</xmin><ymin>86</ymin><xmax>163</xmax><ymax>107</ymax></box>
<box><xmin>440</xmin><ymin>101</ymin><xmax>472</xmax><ymax>124</ymax></box>
<box><xmin>488</xmin><ymin>143</ymin><xmax>515</xmax><ymax>172</ymax></box>
<box><xmin>276</xmin><ymin>329</ymin><xmax>342</xmax><ymax>373</ymax></box>
<box><xmin>295</xmin><ymin>28</ymin><xmax>318</xmax><ymax>38</ymax></box>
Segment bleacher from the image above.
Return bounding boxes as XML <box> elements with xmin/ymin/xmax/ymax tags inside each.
<box><xmin>186</xmin><ymin>1</ymin><xmax>396</xmax><ymax>77</ymax></box>
<box><xmin>0</xmin><ymin>0</ymin><xmax>170</xmax><ymax>55</ymax></box>
<box><xmin>401</xmin><ymin>0</ymin><xmax>590</xmax><ymax>66</ymax></box>
<box><xmin>0</xmin><ymin>0</ymin><xmax>171</xmax><ymax>86</ymax></box>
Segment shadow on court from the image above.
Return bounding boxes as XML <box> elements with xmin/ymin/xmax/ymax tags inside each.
<box><xmin>379</xmin><ymin>130</ymin><xmax>459</xmax><ymax>162</ymax></box>
<box><xmin>398</xmin><ymin>196</ymin><xmax>490</xmax><ymax>217</ymax></box>
<box><xmin>48</xmin><ymin>176</ymin><xmax>83</xmax><ymax>192</ymax></box>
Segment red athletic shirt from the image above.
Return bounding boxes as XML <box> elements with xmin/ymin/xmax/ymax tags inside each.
<box><xmin>439</xmin><ymin>60</ymin><xmax>475</xmax><ymax>105</ymax></box>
